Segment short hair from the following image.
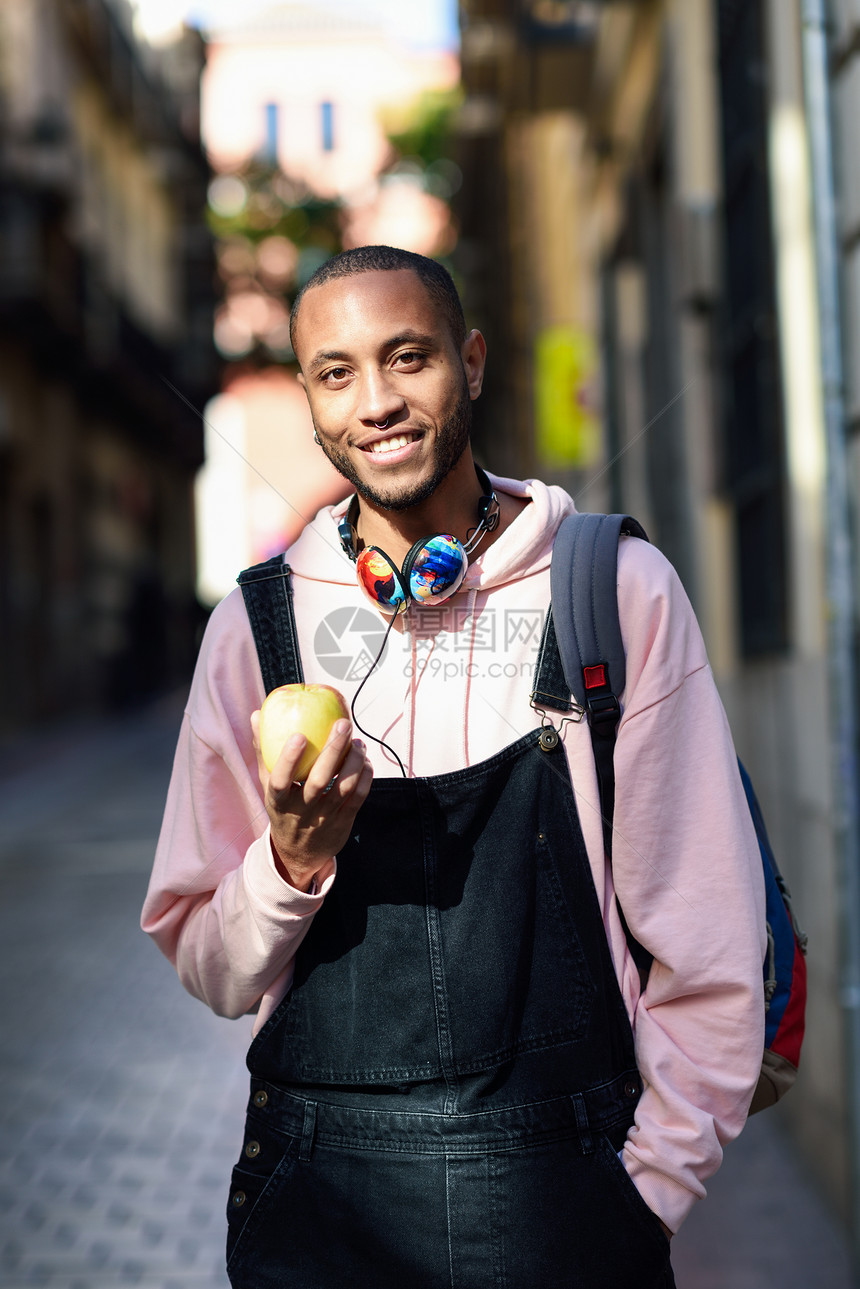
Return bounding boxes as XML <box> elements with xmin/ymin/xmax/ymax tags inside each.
<box><xmin>289</xmin><ymin>245</ymin><xmax>466</xmax><ymax>353</ymax></box>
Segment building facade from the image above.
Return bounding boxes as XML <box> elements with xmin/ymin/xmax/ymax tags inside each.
<box><xmin>455</xmin><ymin>0</ymin><xmax>860</xmax><ymax>1247</ymax></box>
<box><xmin>0</xmin><ymin>0</ymin><xmax>218</xmax><ymax>729</ymax></box>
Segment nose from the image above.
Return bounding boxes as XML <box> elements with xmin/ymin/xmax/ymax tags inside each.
<box><xmin>356</xmin><ymin>369</ymin><xmax>405</xmax><ymax>427</ymax></box>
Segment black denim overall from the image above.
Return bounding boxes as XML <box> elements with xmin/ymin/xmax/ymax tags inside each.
<box><xmin>229</xmin><ymin>562</ymin><xmax>675</xmax><ymax>1288</ymax></box>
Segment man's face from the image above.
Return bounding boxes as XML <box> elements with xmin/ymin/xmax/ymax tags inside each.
<box><xmin>293</xmin><ymin>269</ymin><xmax>485</xmax><ymax>512</ymax></box>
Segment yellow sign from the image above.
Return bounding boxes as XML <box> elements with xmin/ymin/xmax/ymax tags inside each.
<box><xmin>534</xmin><ymin>326</ymin><xmax>600</xmax><ymax>468</ymax></box>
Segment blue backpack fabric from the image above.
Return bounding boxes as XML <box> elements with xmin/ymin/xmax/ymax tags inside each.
<box><xmin>543</xmin><ymin>512</ymin><xmax>808</xmax><ymax>1114</ymax></box>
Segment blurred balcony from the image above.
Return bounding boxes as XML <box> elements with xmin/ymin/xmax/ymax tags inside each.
<box><xmin>0</xmin><ymin>183</ymin><xmax>206</xmax><ymax>469</ymax></box>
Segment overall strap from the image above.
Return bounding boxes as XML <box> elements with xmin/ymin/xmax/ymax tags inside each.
<box><xmin>531</xmin><ymin>609</ymin><xmax>578</xmax><ymax>714</ymax></box>
<box><xmin>237</xmin><ymin>555</ymin><xmax>304</xmax><ymax>694</ymax></box>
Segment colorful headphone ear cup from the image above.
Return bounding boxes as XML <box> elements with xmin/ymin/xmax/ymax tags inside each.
<box><xmin>402</xmin><ymin>534</ymin><xmax>468</xmax><ymax>606</ymax></box>
<box><xmin>355</xmin><ymin>546</ymin><xmax>408</xmax><ymax>615</ymax></box>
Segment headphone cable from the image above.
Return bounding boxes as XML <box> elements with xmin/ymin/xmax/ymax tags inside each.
<box><xmin>350</xmin><ymin>610</ymin><xmax>408</xmax><ymax>778</ymax></box>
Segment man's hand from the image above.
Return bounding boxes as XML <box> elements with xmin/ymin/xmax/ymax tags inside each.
<box><xmin>251</xmin><ymin>711</ymin><xmax>373</xmax><ymax>892</ymax></box>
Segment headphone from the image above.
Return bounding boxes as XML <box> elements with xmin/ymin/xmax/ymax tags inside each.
<box><xmin>338</xmin><ymin>464</ymin><xmax>500</xmax><ymax>616</ymax></box>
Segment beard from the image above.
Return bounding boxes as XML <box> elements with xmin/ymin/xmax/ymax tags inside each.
<box><xmin>313</xmin><ymin>380</ymin><xmax>473</xmax><ymax>512</ymax></box>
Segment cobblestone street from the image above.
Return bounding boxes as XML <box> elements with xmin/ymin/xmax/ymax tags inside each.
<box><xmin>0</xmin><ymin>693</ymin><xmax>856</xmax><ymax>1287</ymax></box>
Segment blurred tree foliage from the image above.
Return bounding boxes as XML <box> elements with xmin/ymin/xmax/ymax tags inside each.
<box><xmin>207</xmin><ymin>163</ymin><xmax>343</xmax><ymax>258</ymax></box>
<box><xmin>381</xmin><ymin>85</ymin><xmax>463</xmax><ymax>171</ymax></box>
<box><xmin>207</xmin><ymin>87</ymin><xmax>462</xmax><ymax>369</ymax></box>
<box><xmin>379</xmin><ymin>85</ymin><xmax>464</xmax><ymax>288</ymax></box>
<box><xmin>207</xmin><ymin>163</ymin><xmax>345</xmax><ymax>366</ymax></box>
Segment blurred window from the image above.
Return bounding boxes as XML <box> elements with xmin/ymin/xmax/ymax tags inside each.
<box><xmin>321</xmin><ymin>101</ymin><xmax>335</xmax><ymax>153</ymax></box>
<box><xmin>264</xmin><ymin>103</ymin><xmax>280</xmax><ymax>165</ymax></box>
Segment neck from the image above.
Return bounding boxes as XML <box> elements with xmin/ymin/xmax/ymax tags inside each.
<box><xmin>352</xmin><ymin>454</ymin><xmax>491</xmax><ymax>564</ymax></box>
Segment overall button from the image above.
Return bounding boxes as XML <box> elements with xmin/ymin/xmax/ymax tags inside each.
<box><xmin>253</xmin><ymin>1090</ymin><xmax>268</xmax><ymax>1108</ymax></box>
<box><xmin>624</xmin><ymin>1080</ymin><xmax>639</xmax><ymax>1099</ymax></box>
<box><xmin>245</xmin><ymin>1140</ymin><xmax>261</xmax><ymax>1159</ymax></box>
<box><xmin>232</xmin><ymin>1191</ymin><xmax>246</xmax><ymax>1208</ymax></box>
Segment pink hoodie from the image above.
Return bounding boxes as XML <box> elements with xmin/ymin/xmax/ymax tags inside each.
<box><xmin>142</xmin><ymin>473</ymin><xmax>765</xmax><ymax>1235</ymax></box>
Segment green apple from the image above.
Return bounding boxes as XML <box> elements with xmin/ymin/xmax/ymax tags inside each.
<box><xmin>259</xmin><ymin>683</ymin><xmax>350</xmax><ymax>781</ymax></box>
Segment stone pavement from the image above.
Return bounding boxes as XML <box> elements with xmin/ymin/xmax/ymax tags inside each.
<box><xmin>0</xmin><ymin>692</ymin><xmax>856</xmax><ymax>1287</ymax></box>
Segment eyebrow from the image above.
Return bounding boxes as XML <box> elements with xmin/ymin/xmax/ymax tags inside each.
<box><xmin>385</xmin><ymin>330</ymin><xmax>437</xmax><ymax>351</ymax></box>
<box><xmin>306</xmin><ymin>349</ymin><xmax>349</xmax><ymax>376</ymax></box>
<box><xmin>305</xmin><ymin>330</ymin><xmax>439</xmax><ymax>377</ymax></box>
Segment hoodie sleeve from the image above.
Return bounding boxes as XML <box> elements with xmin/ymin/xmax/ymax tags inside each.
<box><xmin>140</xmin><ymin>589</ymin><xmax>334</xmax><ymax>1024</ymax></box>
<box><xmin>610</xmin><ymin>538</ymin><xmax>766</xmax><ymax>1233</ymax></box>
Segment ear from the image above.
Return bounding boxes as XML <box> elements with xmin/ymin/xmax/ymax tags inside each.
<box><xmin>461</xmin><ymin>329</ymin><xmax>487</xmax><ymax>401</ymax></box>
<box><xmin>297</xmin><ymin>372</ymin><xmax>307</xmax><ymax>392</ymax></box>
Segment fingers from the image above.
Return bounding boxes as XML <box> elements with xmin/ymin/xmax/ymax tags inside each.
<box><xmin>267</xmin><ymin>718</ymin><xmax>369</xmax><ymax>804</ymax></box>
<box><xmin>258</xmin><ymin>707</ymin><xmax>374</xmax><ymax>867</ymax></box>
<box><xmin>301</xmin><ymin>719</ymin><xmax>354</xmax><ymax>793</ymax></box>
<box><xmin>268</xmin><ymin>730</ymin><xmax>312</xmax><ymax>794</ymax></box>
<box><xmin>348</xmin><ymin>755</ymin><xmax>374</xmax><ymax>810</ymax></box>
<box><xmin>314</xmin><ymin>738</ymin><xmax>373</xmax><ymax>807</ymax></box>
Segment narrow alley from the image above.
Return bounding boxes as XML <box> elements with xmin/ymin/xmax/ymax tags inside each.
<box><xmin>0</xmin><ymin>695</ymin><xmax>854</xmax><ymax>1287</ymax></box>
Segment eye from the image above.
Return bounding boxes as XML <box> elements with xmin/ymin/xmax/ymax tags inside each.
<box><xmin>393</xmin><ymin>350</ymin><xmax>426</xmax><ymax>369</ymax></box>
<box><xmin>320</xmin><ymin>366</ymin><xmax>351</xmax><ymax>386</ymax></box>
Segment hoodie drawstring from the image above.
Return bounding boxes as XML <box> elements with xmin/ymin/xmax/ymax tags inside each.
<box><xmin>462</xmin><ymin>588</ymin><xmax>479</xmax><ymax>766</ymax></box>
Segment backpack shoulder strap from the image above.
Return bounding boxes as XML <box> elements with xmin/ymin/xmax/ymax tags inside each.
<box><xmin>550</xmin><ymin>514</ymin><xmax>808</xmax><ymax>1104</ymax></box>
<box><xmin>237</xmin><ymin>554</ymin><xmax>304</xmax><ymax>694</ymax></box>
<box><xmin>549</xmin><ymin>512</ymin><xmax>649</xmax><ymax>854</ymax></box>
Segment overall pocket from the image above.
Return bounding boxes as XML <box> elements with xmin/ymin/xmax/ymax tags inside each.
<box><xmin>226</xmin><ymin>1111</ymin><xmax>299</xmax><ymax>1277</ymax></box>
<box><xmin>595</xmin><ymin>1134</ymin><xmax>672</xmax><ymax>1252</ymax></box>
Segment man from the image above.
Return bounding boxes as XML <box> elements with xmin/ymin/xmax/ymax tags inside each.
<box><xmin>143</xmin><ymin>245</ymin><xmax>765</xmax><ymax>1287</ymax></box>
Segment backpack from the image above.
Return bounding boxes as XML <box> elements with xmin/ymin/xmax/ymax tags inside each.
<box><xmin>542</xmin><ymin>512</ymin><xmax>808</xmax><ymax>1114</ymax></box>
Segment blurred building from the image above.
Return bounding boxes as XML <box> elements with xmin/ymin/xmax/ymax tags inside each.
<box><xmin>195</xmin><ymin>1</ymin><xmax>460</xmax><ymax>602</ymax></box>
<box><xmin>455</xmin><ymin>0</ymin><xmax>860</xmax><ymax>1254</ymax></box>
<box><xmin>203</xmin><ymin>2</ymin><xmax>459</xmax><ymax>204</ymax></box>
<box><xmin>0</xmin><ymin>0</ymin><xmax>218</xmax><ymax>730</ymax></box>
<box><xmin>455</xmin><ymin>0</ymin><xmax>603</xmax><ymax>480</ymax></box>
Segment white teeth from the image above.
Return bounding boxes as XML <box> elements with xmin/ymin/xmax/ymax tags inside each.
<box><xmin>369</xmin><ymin>434</ymin><xmax>414</xmax><ymax>454</ymax></box>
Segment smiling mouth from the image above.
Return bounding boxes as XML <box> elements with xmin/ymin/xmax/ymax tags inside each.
<box><xmin>363</xmin><ymin>432</ymin><xmax>420</xmax><ymax>456</ymax></box>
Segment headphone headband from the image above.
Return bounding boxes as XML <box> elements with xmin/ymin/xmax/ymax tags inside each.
<box><xmin>338</xmin><ymin>465</ymin><xmax>498</xmax><ymax>563</ymax></box>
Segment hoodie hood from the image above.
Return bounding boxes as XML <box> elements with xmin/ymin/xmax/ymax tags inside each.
<box><xmin>285</xmin><ymin>472</ymin><xmax>577</xmax><ymax>591</ymax></box>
